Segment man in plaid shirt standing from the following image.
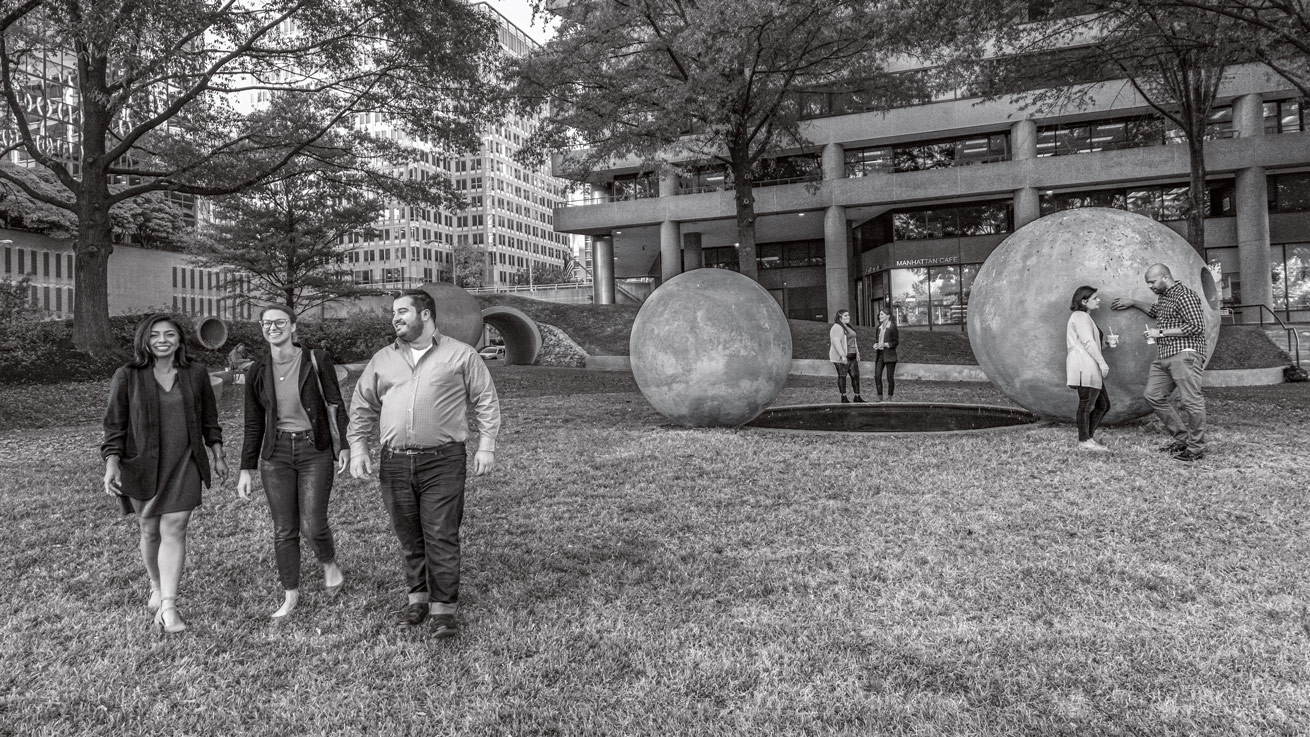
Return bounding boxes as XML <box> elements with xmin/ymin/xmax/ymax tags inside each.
<box><xmin>1112</xmin><ymin>263</ymin><xmax>1210</xmax><ymax>462</ymax></box>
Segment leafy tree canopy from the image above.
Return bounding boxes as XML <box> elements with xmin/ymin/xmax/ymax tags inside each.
<box><xmin>0</xmin><ymin>0</ymin><xmax>506</xmax><ymax>353</ymax></box>
<box><xmin>511</xmin><ymin>0</ymin><xmax>952</xmax><ymax>279</ymax></box>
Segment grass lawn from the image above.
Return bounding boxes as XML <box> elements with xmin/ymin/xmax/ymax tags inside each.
<box><xmin>2</xmin><ymin>369</ymin><xmax>1308</xmax><ymax>735</ymax></box>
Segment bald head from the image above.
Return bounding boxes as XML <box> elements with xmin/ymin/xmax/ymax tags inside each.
<box><xmin>1145</xmin><ymin>263</ymin><xmax>1175</xmax><ymax>295</ymax></box>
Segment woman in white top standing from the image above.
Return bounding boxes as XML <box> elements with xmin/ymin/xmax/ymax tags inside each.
<box><xmin>1066</xmin><ymin>285</ymin><xmax>1112</xmax><ymax>451</ymax></box>
<box><xmin>828</xmin><ymin>309</ymin><xmax>864</xmax><ymax>403</ymax></box>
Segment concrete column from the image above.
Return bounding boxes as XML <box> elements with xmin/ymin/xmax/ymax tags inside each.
<box><xmin>1232</xmin><ymin>92</ymin><xmax>1265</xmax><ymax>139</ymax></box>
<box><xmin>822</xmin><ymin>142</ymin><xmax>845</xmax><ymax>181</ymax></box>
<box><xmin>659</xmin><ymin>168</ymin><xmax>679</xmax><ymax>198</ymax></box>
<box><xmin>660</xmin><ymin>219</ymin><xmax>681</xmax><ymax>283</ymax></box>
<box><xmin>824</xmin><ymin>205</ymin><xmax>851</xmax><ymax>321</ymax></box>
<box><xmin>682</xmin><ymin>231</ymin><xmax>703</xmax><ymax>271</ymax></box>
<box><xmin>1013</xmin><ymin>186</ymin><xmax>1041</xmax><ymax>229</ymax></box>
<box><xmin>1010</xmin><ymin>118</ymin><xmax>1038</xmax><ymax>161</ymax></box>
<box><xmin>592</xmin><ymin>235</ymin><xmax>615</xmax><ymax>304</ymax></box>
<box><xmin>1235</xmin><ymin>166</ymin><xmax>1272</xmax><ymax>320</ymax></box>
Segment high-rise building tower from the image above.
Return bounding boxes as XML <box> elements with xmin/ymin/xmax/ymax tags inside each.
<box><xmin>342</xmin><ymin>3</ymin><xmax>571</xmax><ymax>292</ymax></box>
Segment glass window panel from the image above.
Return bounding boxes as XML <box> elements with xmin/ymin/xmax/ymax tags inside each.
<box><xmin>1275</xmin><ymin>173</ymin><xmax>1310</xmax><ymax>212</ymax></box>
<box><xmin>1036</xmin><ymin>128</ymin><xmax>1057</xmax><ymax>157</ymax></box>
<box><xmin>1284</xmin><ymin>243</ymin><xmax>1310</xmax><ymax>312</ymax></box>
<box><xmin>1090</xmin><ymin>121</ymin><xmax>1126</xmax><ymax>151</ymax></box>
<box><xmin>1264</xmin><ymin>102</ymin><xmax>1280</xmax><ymax>135</ymax></box>
<box><xmin>928</xmin><ymin>266</ymin><xmax>967</xmax><ymax>325</ymax></box>
<box><xmin>1126</xmin><ymin>188</ymin><xmax>1163</xmax><ymax>219</ymax></box>
<box><xmin>893</xmin><ymin>212</ymin><xmax>928</xmax><ymax>241</ymax></box>
<box><xmin>958</xmin><ymin>203</ymin><xmax>1010</xmax><ymax>235</ymax></box>
<box><xmin>890</xmin><ymin>268</ymin><xmax>930</xmax><ymax>327</ymax></box>
<box><xmin>1283</xmin><ymin>101</ymin><xmax>1302</xmax><ymax>133</ymax></box>
<box><xmin>1159</xmin><ymin>186</ymin><xmax>1190</xmax><ymax>221</ymax></box>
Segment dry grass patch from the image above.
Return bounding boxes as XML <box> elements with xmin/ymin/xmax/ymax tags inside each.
<box><xmin>2</xmin><ymin>368</ymin><xmax>1308</xmax><ymax>735</ymax></box>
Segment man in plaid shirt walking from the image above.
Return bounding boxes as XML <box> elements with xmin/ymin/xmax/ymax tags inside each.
<box><xmin>1112</xmin><ymin>263</ymin><xmax>1210</xmax><ymax>462</ymax></box>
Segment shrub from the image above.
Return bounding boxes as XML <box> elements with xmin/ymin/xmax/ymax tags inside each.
<box><xmin>0</xmin><ymin>312</ymin><xmax>396</xmax><ymax>385</ymax></box>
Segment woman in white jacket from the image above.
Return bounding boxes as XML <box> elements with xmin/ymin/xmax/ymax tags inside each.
<box><xmin>1067</xmin><ymin>285</ymin><xmax>1112</xmax><ymax>451</ymax></box>
<box><xmin>829</xmin><ymin>309</ymin><xmax>864</xmax><ymax>403</ymax></box>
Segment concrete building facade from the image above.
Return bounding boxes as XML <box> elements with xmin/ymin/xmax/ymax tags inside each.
<box><xmin>554</xmin><ymin>63</ymin><xmax>1310</xmax><ymax>328</ymax></box>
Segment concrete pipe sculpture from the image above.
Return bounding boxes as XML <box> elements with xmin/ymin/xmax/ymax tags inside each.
<box><xmin>481</xmin><ymin>305</ymin><xmax>542</xmax><ymax>365</ymax></box>
<box><xmin>192</xmin><ymin>315</ymin><xmax>228</xmax><ymax>351</ymax></box>
<box><xmin>419</xmin><ymin>281</ymin><xmax>484</xmax><ymax>347</ymax></box>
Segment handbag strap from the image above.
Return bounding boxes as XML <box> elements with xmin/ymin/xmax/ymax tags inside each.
<box><xmin>308</xmin><ymin>349</ymin><xmax>329</xmax><ymax>405</ymax></box>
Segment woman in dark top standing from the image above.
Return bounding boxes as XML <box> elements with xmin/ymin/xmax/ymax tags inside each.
<box><xmin>237</xmin><ymin>306</ymin><xmax>349</xmax><ymax>619</ymax></box>
<box><xmin>102</xmin><ymin>314</ymin><xmax>228</xmax><ymax>634</ymax></box>
<box><xmin>874</xmin><ymin>308</ymin><xmax>900</xmax><ymax>400</ymax></box>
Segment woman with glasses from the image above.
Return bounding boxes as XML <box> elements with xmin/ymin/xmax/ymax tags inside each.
<box><xmin>237</xmin><ymin>306</ymin><xmax>349</xmax><ymax>619</ymax></box>
<box><xmin>102</xmin><ymin>314</ymin><xmax>228</xmax><ymax>633</ymax></box>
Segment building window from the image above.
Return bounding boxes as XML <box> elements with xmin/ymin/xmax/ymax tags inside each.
<box><xmin>1264</xmin><ymin>99</ymin><xmax>1305</xmax><ymax>135</ymax></box>
<box><xmin>889</xmin><ymin>264</ymin><xmax>978</xmax><ymax>329</ymax></box>
<box><xmin>1269</xmin><ymin>172</ymin><xmax>1310</xmax><ymax>213</ymax></box>
<box><xmin>1271</xmin><ymin>243</ymin><xmax>1310</xmax><ymax>321</ymax></box>
<box><xmin>703</xmin><ymin>246</ymin><xmax>739</xmax><ymax>271</ymax></box>
<box><xmin>892</xmin><ymin>202</ymin><xmax>1011</xmax><ymax>241</ymax></box>
<box><xmin>844</xmin><ymin>146</ymin><xmax>893</xmax><ymax>177</ymax></box>
<box><xmin>757</xmin><ymin>239</ymin><xmax>825</xmax><ymax>269</ymax></box>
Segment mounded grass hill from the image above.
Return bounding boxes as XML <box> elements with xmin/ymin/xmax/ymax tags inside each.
<box><xmin>477</xmin><ymin>294</ymin><xmax>1292</xmax><ymax>368</ymax></box>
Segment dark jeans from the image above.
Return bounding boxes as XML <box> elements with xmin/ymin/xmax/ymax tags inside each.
<box><xmin>378</xmin><ymin>442</ymin><xmax>467</xmax><ymax>605</ymax></box>
<box><xmin>1071</xmin><ymin>385</ymin><xmax>1111</xmax><ymax>442</ymax></box>
<box><xmin>834</xmin><ymin>356</ymin><xmax>861</xmax><ymax>396</ymax></box>
<box><xmin>261</xmin><ymin>430</ymin><xmax>337</xmax><ymax>590</ymax></box>
<box><xmin>874</xmin><ymin>357</ymin><xmax>897</xmax><ymax>397</ymax></box>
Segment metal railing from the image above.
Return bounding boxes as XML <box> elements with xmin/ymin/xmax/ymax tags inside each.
<box><xmin>1225</xmin><ymin>303</ymin><xmax>1301</xmax><ymax>366</ymax></box>
<box><xmin>466</xmin><ymin>281</ymin><xmax>592</xmax><ymax>295</ymax></box>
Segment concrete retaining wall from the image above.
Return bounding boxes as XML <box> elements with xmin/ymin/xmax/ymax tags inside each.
<box><xmin>583</xmin><ymin>355</ymin><xmax>1285</xmax><ymax>386</ymax></box>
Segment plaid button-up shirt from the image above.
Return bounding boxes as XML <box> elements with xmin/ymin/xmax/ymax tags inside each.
<box><xmin>1147</xmin><ymin>282</ymin><xmax>1208</xmax><ymax>360</ymax></box>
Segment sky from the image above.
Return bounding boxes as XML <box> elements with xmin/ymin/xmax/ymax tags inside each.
<box><xmin>481</xmin><ymin>0</ymin><xmax>558</xmax><ymax>43</ymax></box>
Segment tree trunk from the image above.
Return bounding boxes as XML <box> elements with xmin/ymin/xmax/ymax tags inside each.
<box><xmin>71</xmin><ymin>187</ymin><xmax>118</xmax><ymax>356</ymax></box>
<box><xmin>1185</xmin><ymin>134</ymin><xmax>1207</xmax><ymax>257</ymax></box>
<box><xmin>731</xmin><ymin>161</ymin><xmax>759</xmax><ymax>280</ymax></box>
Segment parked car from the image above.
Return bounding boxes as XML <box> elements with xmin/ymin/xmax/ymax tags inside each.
<box><xmin>479</xmin><ymin>345</ymin><xmax>506</xmax><ymax>360</ymax></box>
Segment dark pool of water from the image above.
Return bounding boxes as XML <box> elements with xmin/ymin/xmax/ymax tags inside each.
<box><xmin>745</xmin><ymin>402</ymin><xmax>1040</xmax><ymax>434</ymax></box>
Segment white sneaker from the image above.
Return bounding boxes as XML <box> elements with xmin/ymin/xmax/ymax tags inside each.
<box><xmin>1078</xmin><ymin>439</ymin><xmax>1110</xmax><ymax>452</ymax></box>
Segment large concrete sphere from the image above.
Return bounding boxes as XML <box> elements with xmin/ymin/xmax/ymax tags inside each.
<box><xmin>968</xmin><ymin>208</ymin><xmax>1220</xmax><ymax>424</ymax></box>
<box><xmin>630</xmin><ymin>269</ymin><xmax>792</xmax><ymax>427</ymax></box>
<box><xmin>419</xmin><ymin>282</ymin><xmax>483</xmax><ymax>346</ymax></box>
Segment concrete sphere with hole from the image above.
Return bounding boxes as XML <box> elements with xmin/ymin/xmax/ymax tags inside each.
<box><xmin>630</xmin><ymin>269</ymin><xmax>792</xmax><ymax>427</ymax></box>
<box><xmin>419</xmin><ymin>282</ymin><xmax>483</xmax><ymax>346</ymax></box>
<box><xmin>967</xmin><ymin>208</ymin><xmax>1220</xmax><ymax>424</ymax></box>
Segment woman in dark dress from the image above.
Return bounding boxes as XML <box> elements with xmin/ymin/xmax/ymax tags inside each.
<box><xmin>102</xmin><ymin>315</ymin><xmax>228</xmax><ymax>633</ymax></box>
<box><xmin>237</xmin><ymin>306</ymin><xmax>349</xmax><ymax>619</ymax></box>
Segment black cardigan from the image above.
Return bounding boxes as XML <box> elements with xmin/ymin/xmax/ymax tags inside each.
<box><xmin>101</xmin><ymin>362</ymin><xmax>223</xmax><ymax>500</ymax></box>
<box><xmin>240</xmin><ymin>348</ymin><xmax>348</xmax><ymax>470</ymax></box>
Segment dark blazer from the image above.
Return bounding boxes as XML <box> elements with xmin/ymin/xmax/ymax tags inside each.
<box><xmin>240</xmin><ymin>348</ymin><xmax>348</xmax><ymax>470</ymax></box>
<box><xmin>876</xmin><ymin>325</ymin><xmax>900</xmax><ymax>363</ymax></box>
<box><xmin>101</xmin><ymin>362</ymin><xmax>222</xmax><ymax>500</ymax></box>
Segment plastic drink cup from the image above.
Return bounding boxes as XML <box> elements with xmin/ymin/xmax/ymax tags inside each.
<box><xmin>1107</xmin><ymin>333</ymin><xmax>1120</xmax><ymax>348</ymax></box>
<box><xmin>1145</xmin><ymin>324</ymin><xmax>1155</xmax><ymax>344</ymax></box>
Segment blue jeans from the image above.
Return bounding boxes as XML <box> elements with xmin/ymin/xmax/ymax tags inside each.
<box><xmin>261</xmin><ymin>430</ymin><xmax>337</xmax><ymax>590</ymax></box>
<box><xmin>1144</xmin><ymin>351</ymin><xmax>1206</xmax><ymax>453</ymax></box>
<box><xmin>378</xmin><ymin>442</ymin><xmax>467</xmax><ymax>605</ymax></box>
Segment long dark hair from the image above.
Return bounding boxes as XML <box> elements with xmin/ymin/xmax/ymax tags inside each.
<box><xmin>127</xmin><ymin>314</ymin><xmax>191</xmax><ymax>368</ymax></box>
<box><xmin>833</xmin><ymin>309</ymin><xmax>855</xmax><ymax>335</ymax></box>
<box><xmin>1070</xmin><ymin>285</ymin><xmax>1098</xmax><ymax>312</ymax></box>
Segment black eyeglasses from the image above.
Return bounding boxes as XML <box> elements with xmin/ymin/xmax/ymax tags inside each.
<box><xmin>260</xmin><ymin>319</ymin><xmax>289</xmax><ymax>329</ymax></box>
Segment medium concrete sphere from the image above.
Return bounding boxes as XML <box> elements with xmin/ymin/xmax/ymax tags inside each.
<box><xmin>630</xmin><ymin>269</ymin><xmax>792</xmax><ymax>427</ymax></box>
<box><xmin>419</xmin><ymin>282</ymin><xmax>483</xmax><ymax>346</ymax></box>
<box><xmin>968</xmin><ymin>208</ymin><xmax>1220</xmax><ymax>424</ymax></box>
